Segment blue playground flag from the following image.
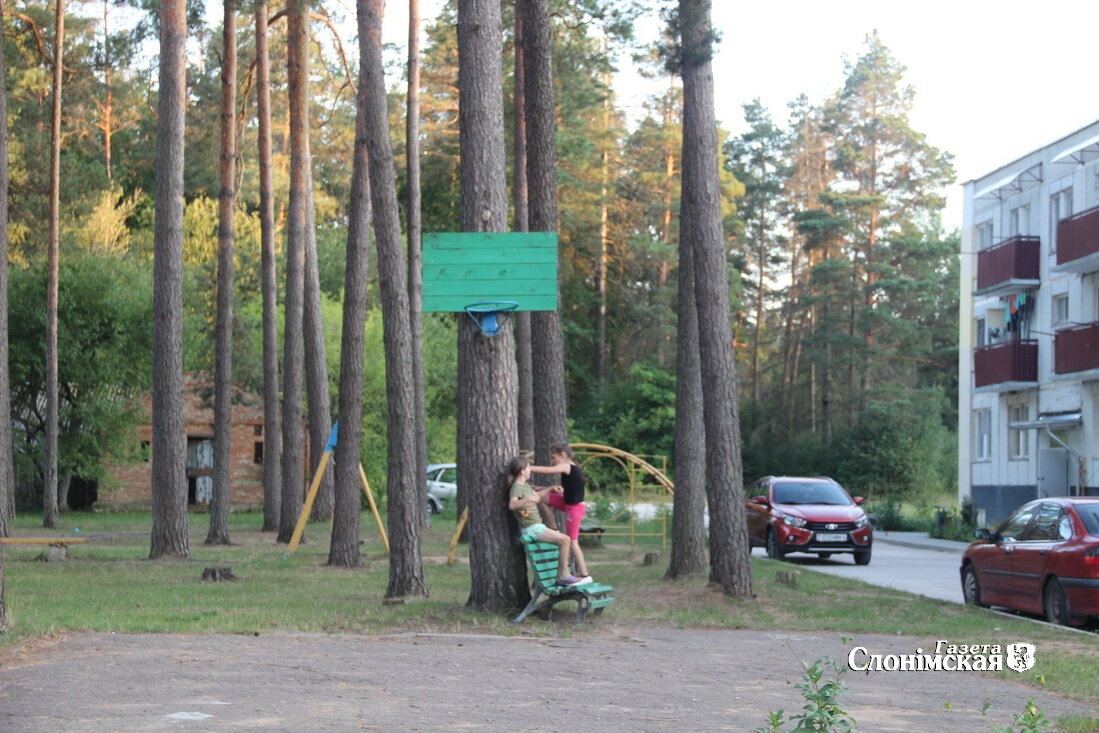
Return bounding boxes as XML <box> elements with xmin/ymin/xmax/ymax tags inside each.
<box><xmin>326</xmin><ymin>422</ymin><xmax>339</xmax><ymax>451</ymax></box>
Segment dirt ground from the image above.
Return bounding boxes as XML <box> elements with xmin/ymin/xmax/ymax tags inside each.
<box><xmin>0</xmin><ymin>627</ymin><xmax>1094</xmax><ymax>732</ymax></box>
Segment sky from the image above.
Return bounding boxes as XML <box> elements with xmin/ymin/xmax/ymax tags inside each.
<box><xmin>361</xmin><ymin>0</ymin><xmax>1099</xmax><ymax>226</ymax></box>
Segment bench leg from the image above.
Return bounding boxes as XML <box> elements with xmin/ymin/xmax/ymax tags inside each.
<box><xmin>574</xmin><ymin>595</ymin><xmax>590</xmax><ymax>623</ymax></box>
<box><xmin>512</xmin><ymin>589</ymin><xmax>545</xmax><ymax>623</ymax></box>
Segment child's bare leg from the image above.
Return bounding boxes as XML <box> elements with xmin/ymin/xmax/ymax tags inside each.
<box><xmin>538</xmin><ymin>527</ymin><xmax>572</xmax><ymax>580</ymax></box>
<box><xmin>536</xmin><ymin>502</ymin><xmax>558</xmax><ymax>531</ymax></box>
<box><xmin>570</xmin><ymin>540</ymin><xmax>590</xmax><ymax>577</ymax></box>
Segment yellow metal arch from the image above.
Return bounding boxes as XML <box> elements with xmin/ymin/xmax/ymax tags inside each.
<box><xmin>569</xmin><ymin>442</ymin><xmax>675</xmax><ymax>495</ymax></box>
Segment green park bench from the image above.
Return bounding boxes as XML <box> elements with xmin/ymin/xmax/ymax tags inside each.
<box><xmin>512</xmin><ymin>537</ymin><xmax>615</xmax><ymax>623</ymax></box>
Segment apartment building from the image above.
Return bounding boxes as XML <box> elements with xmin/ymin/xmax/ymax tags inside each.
<box><xmin>960</xmin><ymin>121</ymin><xmax>1099</xmax><ymax>527</ymax></box>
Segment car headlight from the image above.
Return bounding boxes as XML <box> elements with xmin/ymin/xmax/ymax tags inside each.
<box><xmin>854</xmin><ymin>516</ymin><xmax>870</xmax><ymax>529</ymax></box>
<box><xmin>777</xmin><ymin>513</ymin><xmax>806</xmax><ymax>529</ymax></box>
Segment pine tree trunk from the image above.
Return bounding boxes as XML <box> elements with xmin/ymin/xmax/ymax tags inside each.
<box><xmin>512</xmin><ymin>0</ymin><xmax>534</xmax><ymax>453</ymax></box>
<box><xmin>150</xmin><ymin>0</ymin><xmax>189</xmax><ymax>559</ymax></box>
<box><xmin>678</xmin><ymin>0</ymin><xmax>750</xmax><ymax>597</ymax></box>
<box><xmin>44</xmin><ymin>0</ymin><xmax>65</xmax><ymax>530</ymax></box>
<box><xmin>304</xmin><ymin>193</ymin><xmax>335</xmax><ymax>521</ymax></box>
<box><xmin>457</xmin><ymin>0</ymin><xmax>526</xmax><ymax>613</ymax></box>
<box><xmin>255</xmin><ymin>1</ymin><xmax>282</xmax><ymax>533</ymax></box>
<box><xmin>522</xmin><ymin>0</ymin><xmax>567</xmax><ymax>463</ymax></box>
<box><xmin>359</xmin><ymin>0</ymin><xmax>428</xmax><ymax>598</ymax></box>
<box><xmin>666</xmin><ymin>207</ymin><xmax>707</xmax><ymax>579</ymax></box>
<box><xmin>406</xmin><ymin>0</ymin><xmax>429</xmax><ymax>527</ymax></box>
<box><xmin>328</xmin><ymin>4</ymin><xmax>373</xmax><ymax>568</ymax></box>
<box><xmin>0</xmin><ymin>0</ymin><xmax>14</xmax><ymax>537</ymax></box>
<box><xmin>277</xmin><ymin>1</ymin><xmax>309</xmax><ymax>544</ymax></box>
<box><xmin>297</xmin><ymin>9</ymin><xmax>334</xmax><ymax>523</ymax></box>
<box><xmin>207</xmin><ymin>0</ymin><xmax>237</xmax><ymax>546</ymax></box>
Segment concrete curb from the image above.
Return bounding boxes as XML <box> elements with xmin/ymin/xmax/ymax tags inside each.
<box><xmin>874</xmin><ymin>535</ymin><xmax>969</xmax><ymax>555</ymax></box>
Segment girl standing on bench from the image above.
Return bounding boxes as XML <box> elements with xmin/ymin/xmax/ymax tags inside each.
<box><xmin>529</xmin><ymin>442</ymin><xmax>593</xmax><ymax>586</ymax></box>
<box><xmin>505</xmin><ymin>456</ymin><xmax>580</xmax><ymax>587</ymax></box>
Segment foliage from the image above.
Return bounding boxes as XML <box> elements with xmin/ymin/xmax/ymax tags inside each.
<box><xmin>7</xmin><ymin>254</ymin><xmax>153</xmax><ymax>508</ymax></box>
<box><xmin>753</xmin><ymin>645</ymin><xmax>856</xmax><ymax>732</ymax></box>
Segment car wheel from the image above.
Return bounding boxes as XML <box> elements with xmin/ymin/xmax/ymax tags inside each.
<box><xmin>817</xmin><ymin>552</ymin><xmax>832</xmax><ymax>560</ymax></box>
<box><xmin>765</xmin><ymin>529</ymin><xmax>785</xmax><ymax>560</ymax></box>
<box><xmin>427</xmin><ymin>498</ymin><xmax>440</xmax><ymax>515</ymax></box>
<box><xmin>853</xmin><ymin>547</ymin><xmax>872</xmax><ymax>565</ymax></box>
<box><xmin>962</xmin><ymin>563</ymin><xmax>986</xmax><ymax>607</ymax></box>
<box><xmin>1044</xmin><ymin>578</ymin><xmax>1072</xmax><ymax>626</ymax></box>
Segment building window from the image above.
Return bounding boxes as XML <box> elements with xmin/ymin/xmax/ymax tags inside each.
<box><xmin>1050</xmin><ymin>188</ymin><xmax>1073</xmax><ymax>251</ymax></box>
<box><xmin>1009</xmin><ymin>204</ymin><xmax>1030</xmax><ymax>236</ymax></box>
<box><xmin>976</xmin><ymin>317</ymin><xmax>987</xmax><ymax>347</ymax></box>
<box><xmin>976</xmin><ymin>220</ymin><xmax>994</xmax><ymax>250</ymax></box>
<box><xmin>974</xmin><ymin>409</ymin><xmax>992</xmax><ymax>461</ymax></box>
<box><xmin>254</xmin><ymin>441</ymin><xmax>264</xmax><ymax>464</ymax></box>
<box><xmin>1053</xmin><ymin>294</ymin><xmax>1069</xmax><ymax>326</ymax></box>
<box><xmin>140</xmin><ymin>440</ymin><xmax>151</xmax><ymax>462</ymax></box>
<box><xmin>254</xmin><ymin>424</ymin><xmax>263</xmax><ymax>437</ymax></box>
<box><xmin>1008</xmin><ymin>404</ymin><xmax>1029</xmax><ymax>460</ymax></box>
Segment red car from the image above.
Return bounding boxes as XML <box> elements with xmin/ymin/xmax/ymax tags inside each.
<box><xmin>745</xmin><ymin>476</ymin><xmax>873</xmax><ymax>565</ymax></box>
<box><xmin>960</xmin><ymin>497</ymin><xmax>1099</xmax><ymax>626</ymax></box>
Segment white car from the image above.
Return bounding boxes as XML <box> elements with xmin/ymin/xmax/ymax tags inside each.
<box><xmin>426</xmin><ymin>463</ymin><xmax>457</xmax><ymax>514</ymax></box>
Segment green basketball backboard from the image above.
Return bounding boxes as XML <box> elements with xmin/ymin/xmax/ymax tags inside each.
<box><xmin>422</xmin><ymin>232</ymin><xmax>558</xmax><ymax>312</ymax></box>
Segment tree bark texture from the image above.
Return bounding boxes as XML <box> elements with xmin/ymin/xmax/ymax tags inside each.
<box><xmin>43</xmin><ymin>0</ymin><xmax>65</xmax><ymax>529</ymax></box>
<box><xmin>0</xmin><ymin>0</ymin><xmax>15</xmax><ymax>536</ymax></box>
<box><xmin>521</xmin><ymin>0</ymin><xmax>567</xmax><ymax>463</ymax></box>
<box><xmin>361</xmin><ymin>0</ymin><xmax>427</xmax><ymax>597</ymax></box>
<box><xmin>457</xmin><ymin>0</ymin><xmax>527</xmax><ymax>613</ymax></box>
<box><xmin>150</xmin><ymin>0</ymin><xmax>189</xmax><ymax>559</ymax></box>
<box><xmin>512</xmin><ymin>0</ymin><xmax>533</xmax><ymax>453</ymax></box>
<box><xmin>278</xmin><ymin>0</ymin><xmax>309</xmax><ymax>544</ymax></box>
<box><xmin>328</xmin><ymin>2</ymin><xmax>373</xmax><ymax>569</ymax></box>
<box><xmin>297</xmin><ymin>10</ymin><xmax>334</xmax><ymax>523</ymax></box>
<box><xmin>666</xmin><ymin>209</ymin><xmax>707</xmax><ymax>579</ymax></box>
<box><xmin>406</xmin><ymin>0</ymin><xmax>429</xmax><ymax>528</ymax></box>
<box><xmin>207</xmin><ymin>0</ymin><xmax>237</xmax><ymax>546</ymax></box>
<box><xmin>304</xmin><ymin>188</ymin><xmax>335</xmax><ymax>522</ymax></box>
<box><xmin>255</xmin><ymin>1</ymin><xmax>282</xmax><ymax>533</ymax></box>
<box><xmin>679</xmin><ymin>0</ymin><xmax>751</xmax><ymax>597</ymax></box>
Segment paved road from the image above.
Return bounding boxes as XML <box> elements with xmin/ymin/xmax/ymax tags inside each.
<box><xmin>750</xmin><ymin>533</ymin><xmax>967</xmax><ymax>604</ymax></box>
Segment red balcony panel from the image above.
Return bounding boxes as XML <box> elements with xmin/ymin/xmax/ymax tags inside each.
<box><xmin>1054</xmin><ymin>322</ymin><xmax>1099</xmax><ymax>374</ymax></box>
<box><xmin>976</xmin><ymin>236</ymin><xmax>1040</xmax><ymax>291</ymax></box>
<box><xmin>1057</xmin><ymin>206</ymin><xmax>1099</xmax><ymax>265</ymax></box>
<box><xmin>974</xmin><ymin>340</ymin><xmax>1038</xmax><ymax>388</ymax></box>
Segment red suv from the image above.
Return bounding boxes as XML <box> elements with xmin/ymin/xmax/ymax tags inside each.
<box><xmin>745</xmin><ymin>476</ymin><xmax>873</xmax><ymax>565</ymax></box>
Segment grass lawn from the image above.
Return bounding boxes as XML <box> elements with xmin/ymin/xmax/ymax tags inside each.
<box><xmin>2</xmin><ymin>508</ymin><xmax>1096</xmax><ymax>724</ymax></box>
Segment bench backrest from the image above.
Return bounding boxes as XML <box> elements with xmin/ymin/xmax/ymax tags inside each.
<box><xmin>521</xmin><ymin>539</ymin><xmax>563</xmax><ymax>594</ymax></box>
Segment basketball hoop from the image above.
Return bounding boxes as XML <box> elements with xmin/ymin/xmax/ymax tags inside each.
<box><xmin>464</xmin><ymin>301</ymin><xmax>519</xmax><ymax>336</ymax></box>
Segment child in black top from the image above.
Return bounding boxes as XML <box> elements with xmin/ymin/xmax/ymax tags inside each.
<box><xmin>529</xmin><ymin>442</ymin><xmax>593</xmax><ymax>585</ymax></box>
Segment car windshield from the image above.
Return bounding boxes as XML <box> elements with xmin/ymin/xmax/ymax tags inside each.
<box><xmin>1075</xmin><ymin>504</ymin><xmax>1099</xmax><ymax>536</ymax></box>
<box><xmin>772</xmin><ymin>482</ymin><xmax>851</xmax><ymax>506</ymax></box>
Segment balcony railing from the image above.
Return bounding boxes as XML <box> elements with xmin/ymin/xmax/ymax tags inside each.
<box><xmin>1057</xmin><ymin>205</ymin><xmax>1099</xmax><ymax>266</ymax></box>
<box><xmin>976</xmin><ymin>236</ymin><xmax>1040</xmax><ymax>292</ymax></box>
<box><xmin>1054</xmin><ymin>322</ymin><xmax>1099</xmax><ymax>374</ymax></box>
<box><xmin>974</xmin><ymin>340</ymin><xmax>1038</xmax><ymax>388</ymax></box>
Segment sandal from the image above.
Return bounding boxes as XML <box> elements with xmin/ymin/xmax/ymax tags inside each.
<box><xmin>555</xmin><ymin>576</ymin><xmax>579</xmax><ymax>587</ymax></box>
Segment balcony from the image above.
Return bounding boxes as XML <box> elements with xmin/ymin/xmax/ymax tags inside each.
<box><xmin>1056</xmin><ymin>205</ymin><xmax>1099</xmax><ymax>273</ymax></box>
<box><xmin>974</xmin><ymin>340</ymin><xmax>1038</xmax><ymax>389</ymax></box>
<box><xmin>1054</xmin><ymin>322</ymin><xmax>1099</xmax><ymax>375</ymax></box>
<box><xmin>975</xmin><ymin>236</ymin><xmax>1040</xmax><ymax>294</ymax></box>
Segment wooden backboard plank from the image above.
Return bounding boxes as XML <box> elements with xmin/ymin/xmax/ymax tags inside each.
<box><xmin>422</xmin><ymin>232</ymin><xmax>558</xmax><ymax>312</ymax></box>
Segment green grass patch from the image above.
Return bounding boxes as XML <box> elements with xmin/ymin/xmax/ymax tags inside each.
<box><xmin>1</xmin><ymin>509</ymin><xmax>1096</xmax><ymax>709</ymax></box>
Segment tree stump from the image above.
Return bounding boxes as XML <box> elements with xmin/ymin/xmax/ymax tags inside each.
<box><xmin>201</xmin><ymin>567</ymin><xmax>237</xmax><ymax>582</ymax></box>
<box><xmin>642</xmin><ymin>552</ymin><xmax>660</xmax><ymax>566</ymax></box>
<box><xmin>775</xmin><ymin>569</ymin><xmax>799</xmax><ymax>586</ymax></box>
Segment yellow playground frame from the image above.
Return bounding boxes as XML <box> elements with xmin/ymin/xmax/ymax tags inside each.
<box><xmin>447</xmin><ymin>442</ymin><xmax>675</xmax><ymax>563</ymax></box>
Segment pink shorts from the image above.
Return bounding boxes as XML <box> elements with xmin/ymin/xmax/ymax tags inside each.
<box><xmin>546</xmin><ymin>492</ymin><xmax>586</xmax><ymax>540</ymax></box>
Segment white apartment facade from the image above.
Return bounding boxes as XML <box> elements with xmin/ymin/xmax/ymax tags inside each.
<box><xmin>960</xmin><ymin>121</ymin><xmax>1099</xmax><ymax>527</ymax></box>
